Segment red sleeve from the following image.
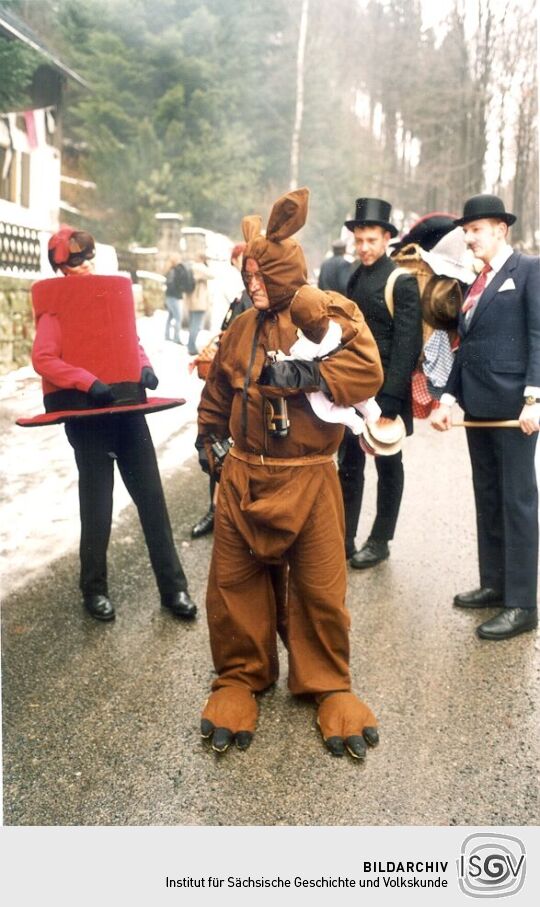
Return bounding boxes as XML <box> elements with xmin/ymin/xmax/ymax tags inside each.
<box><xmin>138</xmin><ymin>341</ymin><xmax>152</xmax><ymax>371</ymax></box>
<box><xmin>32</xmin><ymin>313</ymin><xmax>97</xmax><ymax>392</ymax></box>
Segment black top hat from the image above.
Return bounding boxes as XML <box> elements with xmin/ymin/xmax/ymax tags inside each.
<box><xmin>454</xmin><ymin>194</ymin><xmax>516</xmax><ymax>227</ymax></box>
<box><xmin>396</xmin><ymin>213</ymin><xmax>456</xmax><ymax>251</ymax></box>
<box><xmin>344</xmin><ymin>198</ymin><xmax>398</xmax><ymax>237</ymax></box>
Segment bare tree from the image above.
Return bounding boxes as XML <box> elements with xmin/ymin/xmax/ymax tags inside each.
<box><xmin>289</xmin><ymin>0</ymin><xmax>309</xmax><ymax>190</ymax></box>
<box><xmin>512</xmin><ymin>79</ymin><xmax>538</xmax><ymax>245</ymax></box>
<box><xmin>508</xmin><ymin>3</ymin><xmax>538</xmax><ymax>245</ymax></box>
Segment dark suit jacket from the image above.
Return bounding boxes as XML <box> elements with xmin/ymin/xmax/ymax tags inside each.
<box><xmin>318</xmin><ymin>254</ymin><xmax>352</xmax><ymax>295</ymax></box>
<box><xmin>347</xmin><ymin>254</ymin><xmax>422</xmax><ymax>433</ymax></box>
<box><xmin>446</xmin><ymin>251</ymin><xmax>540</xmax><ymax>418</ymax></box>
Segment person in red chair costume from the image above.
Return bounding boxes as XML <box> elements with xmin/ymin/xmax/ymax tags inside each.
<box><xmin>24</xmin><ymin>227</ymin><xmax>197</xmax><ymax>623</ymax></box>
<box><xmin>197</xmin><ymin>188</ymin><xmax>384</xmax><ymax>759</ymax></box>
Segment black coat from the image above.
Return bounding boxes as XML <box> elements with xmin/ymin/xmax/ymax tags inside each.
<box><xmin>318</xmin><ymin>254</ymin><xmax>352</xmax><ymax>295</ymax></box>
<box><xmin>220</xmin><ymin>290</ymin><xmax>252</xmax><ymax>331</ymax></box>
<box><xmin>347</xmin><ymin>254</ymin><xmax>422</xmax><ymax>433</ymax></box>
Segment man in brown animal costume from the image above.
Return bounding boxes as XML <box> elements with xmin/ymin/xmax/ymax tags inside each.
<box><xmin>197</xmin><ymin>188</ymin><xmax>384</xmax><ymax>758</ymax></box>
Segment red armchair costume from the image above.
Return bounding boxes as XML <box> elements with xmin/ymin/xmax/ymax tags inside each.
<box><xmin>197</xmin><ymin>188</ymin><xmax>384</xmax><ymax>757</ymax></box>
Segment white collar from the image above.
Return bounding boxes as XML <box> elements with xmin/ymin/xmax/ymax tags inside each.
<box><xmin>488</xmin><ymin>244</ymin><xmax>513</xmax><ymax>273</ymax></box>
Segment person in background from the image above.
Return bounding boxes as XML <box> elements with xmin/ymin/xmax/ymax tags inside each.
<box><xmin>191</xmin><ymin>242</ymin><xmax>252</xmax><ymax>539</ymax></box>
<box><xmin>220</xmin><ymin>242</ymin><xmax>252</xmax><ymax>328</ymax></box>
<box><xmin>390</xmin><ymin>212</ymin><xmax>475</xmax><ymax>406</ymax></box>
<box><xmin>317</xmin><ymin>238</ymin><xmax>351</xmax><ymax>295</ymax></box>
<box><xmin>163</xmin><ymin>253</ymin><xmax>184</xmax><ymax>344</ymax></box>
<box><xmin>184</xmin><ymin>252</ymin><xmax>213</xmax><ymax>355</ymax></box>
<box><xmin>29</xmin><ymin>228</ymin><xmax>197</xmax><ymax>623</ymax></box>
<box><xmin>431</xmin><ymin>194</ymin><xmax>540</xmax><ymax>641</ymax></box>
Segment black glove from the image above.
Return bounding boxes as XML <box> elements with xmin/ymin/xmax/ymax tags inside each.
<box><xmin>195</xmin><ymin>434</ymin><xmax>211</xmax><ymax>476</ymax></box>
<box><xmin>258</xmin><ymin>359</ymin><xmax>320</xmax><ymax>390</ymax></box>
<box><xmin>88</xmin><ymin>380</ymin><xmax>114</xmax><ymax>405</ymax></box>
<box><xmin>377</xmin><ymin>392</ymin><xmax>402</xmax><ymax>420</ymax></box>
<box><xmin>141</xmin><ymin>367</ymin><xmax>159</xmax><ymax>390</ymax></box>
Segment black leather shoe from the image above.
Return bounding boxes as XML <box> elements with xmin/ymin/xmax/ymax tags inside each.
<box><xmin>477</xmin><ymin>608</ymin><xmax>538</xmax><ymax>640</ymax></box>
<box><xmin>454</xmin><ymin>587</ymin><xmax>503</xmax><ymax>608</ymax></box>
<box><xmin>350</xmin><ymin>539</ymin><xmax>389</xmax><ymax>570</ymax></box>
<box><xmin>83</xmin><ymin>594</ymin><xmax>115</xmax><ymax>621</ymax></box>
<box><xmin>191</xmin><ymin>509</ymin><xmax>215</xmax><ymax>539</ymax></box>
<box><xmin>161</xmin><ymin>590</ymin><xmax>197</xmax><ymax>620</ymax></box>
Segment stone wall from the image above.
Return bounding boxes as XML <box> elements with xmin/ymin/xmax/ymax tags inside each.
<box><xmin>0</xmin><ymin>277</ymin><xmax>34</xmax><ymax>374</ymax></box>
<box><xmin>135</xmin><ymin>272</ymin><xmax>166</xmax><ymax>317</ymax></box>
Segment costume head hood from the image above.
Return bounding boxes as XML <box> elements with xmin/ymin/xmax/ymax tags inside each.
<box><xmin>242</xmin><ymin>187</ymin><xmax>309</xmax><ymax>309</ymax></box>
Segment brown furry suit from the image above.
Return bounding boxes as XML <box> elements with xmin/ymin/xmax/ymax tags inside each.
<box><xmin>198</xmin><ymin>188</ymin><xmax>384</xmax><ymax>758</ymax></box>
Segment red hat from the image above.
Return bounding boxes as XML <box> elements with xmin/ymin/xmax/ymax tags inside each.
<box><xmin>48</xmin><ymin>227</ymin><xmax>76</xmax><ymax>265</ymax></box>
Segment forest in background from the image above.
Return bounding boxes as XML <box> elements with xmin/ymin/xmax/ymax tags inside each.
<box><xmin>1</xmin><ymin>0</ymin><xmax>538</xmax><ymax>263</ymax></box>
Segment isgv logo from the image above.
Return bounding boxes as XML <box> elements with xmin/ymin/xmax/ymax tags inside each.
<box><xmin>458</xmin><ymin>833</ymin><xmax>526</xmax><ymax>898</ymax></box>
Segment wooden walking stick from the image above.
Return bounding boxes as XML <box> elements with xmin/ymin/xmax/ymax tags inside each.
<box><xmin>453</xmin><ymin>420</ymin><xmax>521</xmax><ymax>428</ymax></box>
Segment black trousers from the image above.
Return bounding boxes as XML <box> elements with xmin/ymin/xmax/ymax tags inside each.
<box><xmin>465</xmin><ymin>422</ymin><xmax>538</xmax><ymax>610</ymax></box>
<box><xmin>65</xmin><ymin>413</ymin><xmax>187</xmax><ymax>597</ymax></box>
<box><xmin>337</xmin><ymin>428</ymin><xmax>404</xmax><ymax>556</ymax></box>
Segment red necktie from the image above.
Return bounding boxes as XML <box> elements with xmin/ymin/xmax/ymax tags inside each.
<box><xmin>462</xmin><ymin>263</ymin><xmax>492</xmax><ymax>320</ymax></box>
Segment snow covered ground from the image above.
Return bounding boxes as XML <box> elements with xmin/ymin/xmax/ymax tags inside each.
<box><xmin>0</xmin><ymin>310</ymin><xmax>205</xmax><ymax>596</ymax></box>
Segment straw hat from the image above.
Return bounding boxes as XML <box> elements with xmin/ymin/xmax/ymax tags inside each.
<box><xmin>361</xmin><ymin>416</ymin><xmax>406</xmax><ymax>456</ymax></box>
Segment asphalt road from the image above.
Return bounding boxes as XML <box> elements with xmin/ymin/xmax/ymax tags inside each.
<box><xmin>2</xmin><ymin>418</ymin><xmax>539</xmax><ymax>826</ymax></box>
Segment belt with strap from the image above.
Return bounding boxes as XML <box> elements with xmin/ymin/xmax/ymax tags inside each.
<box><xmin>229</xmin><ymin>447</ymin><xmax>334</xmax><ymax>467</ymax></box>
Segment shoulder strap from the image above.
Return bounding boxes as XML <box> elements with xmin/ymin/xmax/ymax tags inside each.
<box><xmin>384</xmin><ymin>267</ymin><xmax>410</xmax><ymax>318</ymax></box>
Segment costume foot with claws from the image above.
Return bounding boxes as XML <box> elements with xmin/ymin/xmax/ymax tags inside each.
<box><xmin>317</xmin><ymin>691</ymin><xmax>379</xmax><ymax>760</ymax></box>
<box><xmin>201</xmin><ymin>687</ymin><xmax>258</xmax><ymax>753</ymax></box>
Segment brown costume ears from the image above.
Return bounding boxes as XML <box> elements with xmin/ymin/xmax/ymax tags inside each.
<box><xmin>241</xmin><ymin>187</ymin><xmax>309</xmax><ymax>244</ymax></box>
<box><xmin>241</xmin><ymin>214</ymin><xmax>262</xmax><ymax>243</ymax></box>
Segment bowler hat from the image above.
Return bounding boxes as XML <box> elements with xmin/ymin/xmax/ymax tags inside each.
<box><xmin>344</xmin><ymin>198</ymin><xmax>398</xmax><ymax>237</ymax></box>
<box><xmin>454</xmin><ymin>194</ymin><xmax>516</xmax><ymax>227</ymax></box>
<box><xmin>332</xmin><ymin>238</ymin><xmax>347</xmax><ymax>252</ymax></box>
